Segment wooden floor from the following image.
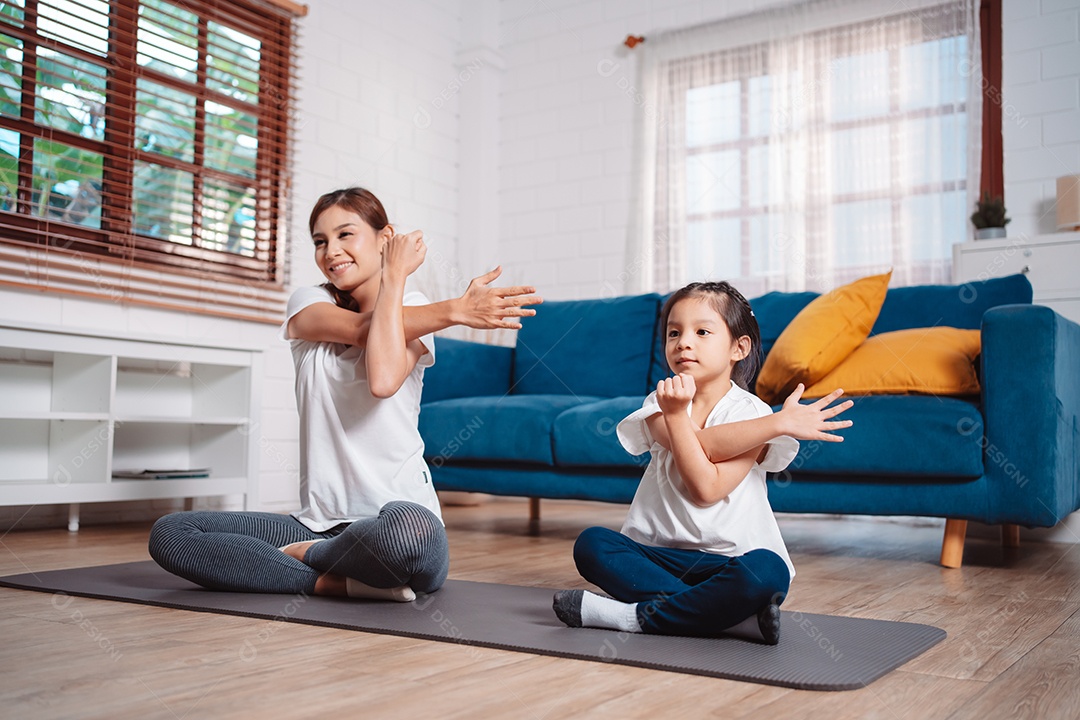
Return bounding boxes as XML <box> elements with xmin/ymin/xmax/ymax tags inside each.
<box><xmin>1</xmin><ymin>500</ymin><xmax>1078</xmax><ymax>719</ymax></box>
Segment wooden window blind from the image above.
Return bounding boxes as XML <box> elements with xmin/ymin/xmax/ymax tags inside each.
<box><xmin>0</xmin><ymin>0</ymin><xmax>305</xmax><ymax>324</ymax></box>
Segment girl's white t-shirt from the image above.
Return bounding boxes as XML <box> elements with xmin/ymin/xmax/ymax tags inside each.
<box><xmin>617</xmin><ymin>381</ymin><xmax>799</xmax><ymax>579</ymax></box>
<box><xmin>279</xmin><ymin>285</ymin><xmax>441</xmax><ymax>532</ymax></box>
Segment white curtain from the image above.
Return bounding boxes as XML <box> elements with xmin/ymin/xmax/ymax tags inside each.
<box><xmin>628</xmin><ymin>0</ymin><xmax>981</xmax><ymax>295</ymax></box>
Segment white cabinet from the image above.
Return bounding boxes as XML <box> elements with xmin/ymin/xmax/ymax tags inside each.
<box><xmin>0</xmin><ymin>321</ymin><xmax>263</xmax><ymax>530</ymax></box>
<box><xmin>952</xmin><ymin>231</ymin><xmax>1080</xmax><ymax>323</ymax></box>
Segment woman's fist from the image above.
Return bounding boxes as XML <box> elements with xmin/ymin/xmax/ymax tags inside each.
<box><xmin>381</xmin><ymin>230</ymin><xmax>426</xmax><ymax>280</ymax></box>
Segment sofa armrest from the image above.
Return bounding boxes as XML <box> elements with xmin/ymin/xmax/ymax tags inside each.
<box><xmin>421</xmin><ymin>337</ymin><xmax>513</xmax><ymax>404</ymax></box>
<box><xmin>980</xmin><ymin>304</ymin><xmax>1080</xmax><ymax>526</ymax></box>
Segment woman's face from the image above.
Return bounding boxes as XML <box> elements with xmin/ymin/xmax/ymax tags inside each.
<box><xmin>311</xmin><ymin>204</ymin><xmax>390</xmax><ymax>291</ymax></box>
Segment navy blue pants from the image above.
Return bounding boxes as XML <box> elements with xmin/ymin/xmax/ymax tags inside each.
<box><xmin>573</xmin><ymin>526</ymin><xmax>791</xmax><ymax>637</ymax></box>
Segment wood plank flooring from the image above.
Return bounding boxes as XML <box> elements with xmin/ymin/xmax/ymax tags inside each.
<box><xmin>0</xmin><ymin>499</ymin><xmax>1077</xmax><ymax>719</ymax></box>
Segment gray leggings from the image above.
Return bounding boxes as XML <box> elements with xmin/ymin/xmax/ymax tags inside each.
<box><xmin>148</xmin><ymin>501</ymin><xmax>449</xmax><ymax>595</ymax></box>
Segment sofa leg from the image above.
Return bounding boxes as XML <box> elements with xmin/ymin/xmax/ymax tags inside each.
<box><xmin>940</xmin><ymin>519</ymin><xmax>967</xmax><ymax>568</ymax></box>
<box><xmin>1002</xmin><ymin>523</ymin><xmax>1020</xmax><ymax>548</ymax></box>
<box><xmin>529</xmin><ymin>497</ymin><xmax>540</xmax><ymax>522</ymax></box>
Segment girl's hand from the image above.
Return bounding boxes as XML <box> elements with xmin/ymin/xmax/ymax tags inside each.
<box><xmin>656</xmin><ymin>374</ymin><xmax>696</xmax><ymax>416</ymax></box>
<box><xmin>456</xmin><ymin>266</ymin><xmax>543</xmax><ymax>329</ymax></box>
<box><xmin>777</xmin><ymin>384</ymin><xmax>854</xmax><ymax>441</ymax></box>
<box><xmin>381</xmin><ymin>230</ymin><xmax>426</xmax><ymax>281</ymax></box>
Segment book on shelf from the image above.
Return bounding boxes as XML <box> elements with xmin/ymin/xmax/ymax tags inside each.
<box><xmin>112</xmin><ymin>468</ymin><xmax>212</xmax><ymax>480</ymax></box>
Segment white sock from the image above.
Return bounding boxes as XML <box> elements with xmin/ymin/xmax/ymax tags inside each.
<box><xmin>580</xmin><ymin>591</ymin><xmax>642</xmax><ymax>633</ymax></box>
<box><xmin>345</xmin><ymin>577</ymin><xmax>416</xmax><ymax>602</ymax></box>
<box><xmin>724</xmin><ymin>613</ymin><xmax>765</xmax><ymax>642</ymax></box>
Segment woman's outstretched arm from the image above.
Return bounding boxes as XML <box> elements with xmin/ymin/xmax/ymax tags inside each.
<box><xmin>286</xmin><ymin>266</ymin><xmax>542</xmax><ymax>345</ymax></box>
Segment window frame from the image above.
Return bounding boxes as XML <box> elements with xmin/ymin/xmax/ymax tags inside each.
<box><xmin>0</xmin><ymin>0</ymin><xmax>293</xmax><ymax>287</ymax></box>
<box><xmin>979</xmin><ymin>0</ymin><xmax>1003</xmax><ymax>200</ymax></box>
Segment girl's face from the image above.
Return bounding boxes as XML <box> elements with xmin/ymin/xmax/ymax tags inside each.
<box><xmin>665</xmin><ymin>296</ymin><xmax>750</xmax><ymax>385</ymax></box>
<box><xmin>311</xmin><ymin>204</ymin><xmax>392</xmax><ymax>292</ymax></box>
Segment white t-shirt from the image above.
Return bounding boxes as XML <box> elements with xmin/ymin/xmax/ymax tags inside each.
<box><xmin>617</xmin><ymin>381</ymin><xmax>799</xmax><ymax>579</ymax></box>
<box><xmin>279</xmin><ymin>285</ymin><xmax>441</xmax><ymax>532</ymax></box>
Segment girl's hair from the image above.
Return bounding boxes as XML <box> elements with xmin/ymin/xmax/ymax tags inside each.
<box><xmin>308</xmin><ymin>187</ymin><xmax>390</xmax><ymax>312</ymax></box>
<box><xmin>660</xmin><ymin>281</ymin><xmax>762</xmax><ymax>390</ymax></box>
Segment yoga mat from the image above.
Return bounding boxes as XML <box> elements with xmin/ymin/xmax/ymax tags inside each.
<box><xmin>0</xmin><ymin>561</ymin><xmax>944</xmax><ymax>691</ymax></box>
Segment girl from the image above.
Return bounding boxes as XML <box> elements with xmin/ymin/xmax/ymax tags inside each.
<box><xmin>150</xmin><ymin>187</ymin><xmax>541</xmax><ymax>601</ymax></box>
<box><xmin>553</xmin><ymin>281</ymin><xmax>851</xmax><ymax>643</ymax></box>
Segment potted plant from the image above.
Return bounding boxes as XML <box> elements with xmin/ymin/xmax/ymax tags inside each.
<box><xmin>971</xmin><ymin>191</ymin><xmax>1010</xmax><ymax>240</ymax></box>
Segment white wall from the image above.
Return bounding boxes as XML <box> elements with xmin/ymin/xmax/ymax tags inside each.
<box><xmin>295</xmin><ymin>0</ymin><xmax>464</xmax><ymax>285</ymax></box>
<box><xmin>497</xmin><ymin>0</ymin><xmax>793</xmax><ymax>300</ymax></box>
<box><xmin>1001</xmin><ymin>0</ymin><xmax>1080</xmax><ymax>236</ymax></box>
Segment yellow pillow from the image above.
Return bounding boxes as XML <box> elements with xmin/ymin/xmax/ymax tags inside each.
<box><xmin>756</xmin><ymin>271</ymin><xmax>892</xmax><ymax>404</ymax></box>
<box><xmin>804</xmin><ymin>327</ymin><xmax>981</xmax><ymax>398</ymax></box>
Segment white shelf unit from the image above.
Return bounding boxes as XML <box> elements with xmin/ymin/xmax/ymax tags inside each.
<box><xmin>0</xmin><ymin>322</ymin><xmax>263</xmax><ymax>530</ymax></box>
<box><xmin>953</xmin><ymin>231</ymin><xmax>1080</xmax><ymax>324</ymax></box>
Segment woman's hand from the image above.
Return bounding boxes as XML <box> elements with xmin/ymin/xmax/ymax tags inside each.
<box><xmin>656</xmin><ymin>374</ymin><xmax>696</xmax><ymax>416</ymax></box>
<box><xmin>776</xmin><ymin>384</ymin><xmax>854</xmax><ymax>441</ymax></box>
<box><xmin>455</xmin><ymin>266</ymin><xmax>543</xmax><ymax>329</ymax></box>
<box><xmin>381</xmin><ymin>230</ymin><xmax>426</xmax><ymax>282</ymax></box>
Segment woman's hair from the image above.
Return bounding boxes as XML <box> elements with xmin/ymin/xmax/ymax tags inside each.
<box><xmin>308</xmin><ymin>187</ymin><xmax>390</xmax><ymax>312</ymax></box>
<box><xmin>659</xmin><ymin>281</ymin><xmax>762</xmax><ymax>390</ymax></box>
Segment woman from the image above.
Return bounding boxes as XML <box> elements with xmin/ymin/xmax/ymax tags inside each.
<box><xmin>149</xmin><ymin>187</ymin><xmax>541</xmax><ymax>600</ymax></box>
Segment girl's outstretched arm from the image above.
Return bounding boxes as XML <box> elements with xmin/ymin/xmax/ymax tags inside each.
<box><xmin>366</xmin><ymin>231</ymin><xmax>427</xmax><ymax>398</ymax></box>
<box><xmin>287</xmin><ymin>266</ymin><xmax>542</xmax><ymax>345</ymax></box>
<box><xmin>695</xmin><ymin>385</ymin><xmax>853</xmax><ymax>462</ymax></box>
<box><xmin>656</xmin><ymin>375</ymin><xmax>761</xmax><ymax>507</ymax></box>
<box><xmin>648</xmin><ymin>385</ymin><xmax>853</xmax><ymax>462</ymax></box>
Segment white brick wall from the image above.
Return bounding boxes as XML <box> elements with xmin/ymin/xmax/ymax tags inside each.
<box><xmin>495</xmin><ymin>0</ymin><xmax>809</xmax><ymax>300</ymax></box>
<box><xmin>1002</xmin><ymin>0</ymin><xmax>1080</xmax><ymax>236</ymax></box>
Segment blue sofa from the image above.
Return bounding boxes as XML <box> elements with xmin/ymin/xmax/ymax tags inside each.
<box><xmin>419</xmin><ymin>274</ymin><xmax>1080</xmax><ymax>567</ymax></box>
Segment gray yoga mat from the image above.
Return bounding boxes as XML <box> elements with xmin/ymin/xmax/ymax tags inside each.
<box><xmin>0</xmin><ymin>561</ymin><xmax>944</xmax><ymax>691</ymax></box>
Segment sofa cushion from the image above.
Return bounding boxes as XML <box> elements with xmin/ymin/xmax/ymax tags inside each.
<box><xmin>552</xmin><ymin>396</ymin><xmax>651</xmax><ymax>467</ymax></box>
<box><xmin>751</xmin><ymin>290</ymin><xmax>819</xmax><ymax>358</ymax></box>
<box><xmin>871</xmin><ymin>273</ymin><xmax>1032</xmax><ymax>335</ymax></box>
<box><xmin>648</xmin><ymin>292</ymin><xmax>675</xmax><ymax>387</ymax></box>
<box><xmin>778</xmin><ymin>395</ymin><xmax>984</xmax><ymax>478</ymax></box>
<box><xmin>420</xmin><ymin>394</ymin><xmax>601</xmax><ymax>466</ymax></box>
<box><xmin>431</xmin><ymin>464</ymin><xmax>641</xmax><ymax>503</ymax></box>
<box><xmin>421</xmin><ymin>338</ymin><xmax>513</xmax><ymax>404</ymax></box>
<box><xmin>804</xmin><ymin>327</ymin><xmax>982</xmax><ymax>398</ymax></box>
<box><xmin>756</xmin><ymin>271</ymin><xmax>892</xmax><ymax>404</ymax></box>
<box><xmin>513</xmin><ymin>294</ymin><xmax>661</xmax><ymax>397</ymax></box>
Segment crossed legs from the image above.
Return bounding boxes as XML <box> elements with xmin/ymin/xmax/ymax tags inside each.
<box><xmin>559</xmin><ymin>526</ymin><xmax>790</xmax><ymax>641</ymax></box>
<box><xmin>149</xmin><ymin>501</ymin><xmax>449</xmax><ymax>600</ymax></box>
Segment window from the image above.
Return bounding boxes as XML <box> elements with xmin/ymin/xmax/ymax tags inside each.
<box><xmin>0</xmin><ymin>0</ymin><xmax>301</xmax><ymax>322</ymax></box>
<box><xmin>634</xmin><ymin>1</ymin><xmax>985</xmax><ymax>295</ymax></box>
<box><xmin>684</xmin><ymin>25</ymin><xmax>969</xmax><ymax>288</ymax></box>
